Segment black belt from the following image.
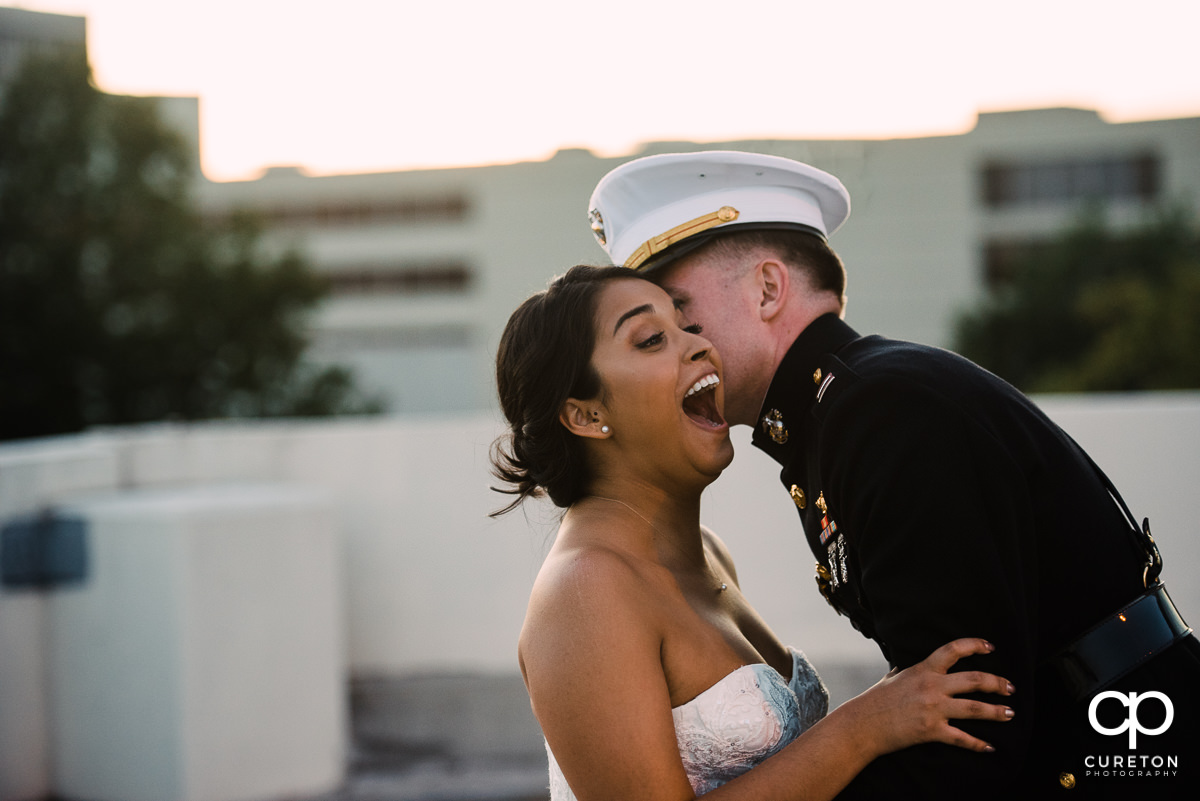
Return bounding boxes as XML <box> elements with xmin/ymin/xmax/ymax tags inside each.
<box><xmin>1051</xmin><ymin>583</ymin><xmax>1192</xmax><ymax>702</ymax></box>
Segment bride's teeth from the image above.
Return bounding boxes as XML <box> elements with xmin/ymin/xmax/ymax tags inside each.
<box><xmin>685</xmin><ymin>374</ymin><xmax>720</xmax><ymax>399</ymax></box>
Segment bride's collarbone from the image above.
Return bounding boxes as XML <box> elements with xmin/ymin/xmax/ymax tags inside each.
<box><xmin>595</xmin><ymin>554</ymin><xmax>792</xmax><ymax>689</ymax></box>
<box><xmin>660</xmin><ymin>604</ymin><xmax>792</xmax><ymax>704</ymax></box>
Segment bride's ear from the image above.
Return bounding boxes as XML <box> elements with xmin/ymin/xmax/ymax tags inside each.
<box><xmin>559</xmin><ymin>398</ymin><xmax>611</xmax><ymax>440</ymax></box>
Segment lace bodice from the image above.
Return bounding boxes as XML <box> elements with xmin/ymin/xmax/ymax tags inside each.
<box><xmin>547</xmin><ymin>647</ymin><xmax>829</xmax><ymax>798</ymax></box>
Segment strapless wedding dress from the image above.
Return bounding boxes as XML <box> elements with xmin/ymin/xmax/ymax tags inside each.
<box><xmin>547</xmin><ymin>647</ymin><xmax>829</xmax><ymax>798</ymax></box>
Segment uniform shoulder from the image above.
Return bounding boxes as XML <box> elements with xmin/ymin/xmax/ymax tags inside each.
<box><xmin>819</xmin><ymin>336</ymin><xmax>996</xmax><ymax>414</ymax></box>
<box><xmin>840</xmin><ymin>335</ymin><xmax>1006</xmax><ymax>393</ymax></box>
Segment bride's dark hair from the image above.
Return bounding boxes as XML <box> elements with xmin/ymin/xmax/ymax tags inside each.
<box><xmin>491</xmin><ymin>264</ymin><xmax>647</xmax><ymax>516</ymax></box>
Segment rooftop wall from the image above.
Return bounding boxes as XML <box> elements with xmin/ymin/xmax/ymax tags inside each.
<box><xmin>3</xmin><ymin>393</ymin><xmax>1199</xmax><ymax>798</ymax></box>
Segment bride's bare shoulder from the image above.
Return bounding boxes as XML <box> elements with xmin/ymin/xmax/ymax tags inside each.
<box><xmin>519</xmin><ymin>530</ymin><xmax>667</xmax><ymax>685</ymax></box>
<box><xmin>531</xmin><ymin>531</ymin><xmax>653</xmax><ymax>612</ymax></box>
<box><xmin>521</xmin><ymin>516</ymin><xmax>668</xmax><ymax>649</ymax></box>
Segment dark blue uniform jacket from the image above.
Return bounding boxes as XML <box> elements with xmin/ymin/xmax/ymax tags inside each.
<box><xmin>752</xmin><ymin>314</ymin><xmax>1199</xmax><ymax>799</ymax></box>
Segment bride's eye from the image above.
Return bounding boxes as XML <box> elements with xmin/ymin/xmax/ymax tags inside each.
<box><xmin>635</xmin><ymin>331</ymin><xmax>665</xmax><ymax>349</ymax></box>
<box><xmin>683</xmin><ymin>323</ymin><xmax>704</xmax><ymax>335</ymax></box>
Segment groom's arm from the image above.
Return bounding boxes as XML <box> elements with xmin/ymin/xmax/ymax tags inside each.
<box><xmin>820</xmin><ymin>376</ymin><xmax>1036</xmax><ymax>800</ymax></box>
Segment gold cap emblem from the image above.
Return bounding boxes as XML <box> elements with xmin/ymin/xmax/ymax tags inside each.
<box><xmin>761</xmin><ymin>409</ymin><xmax>788</xmax><ymax>444</ymax></box>
<box><xmin>789</xmin><ymin>485</ymin><xmax>806</xmax><ymax>509</ymax></box>
<box><xmin>588</xmin><ymin>208</ymin><xmax>606</xmax><ymax>245</ymax></box>
<box><xmin>815</xmin><ymin>492</ymin><xmax>827</xmax><ymax>513</ymax></box>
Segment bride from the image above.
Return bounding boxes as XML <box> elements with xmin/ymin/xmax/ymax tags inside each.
<box><xmin>492</xmin><ymin>265</ymin><xmax>1015</xmax><ymax>800</ymax></box>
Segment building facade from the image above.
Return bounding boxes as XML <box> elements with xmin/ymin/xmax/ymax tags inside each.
<box><xmin>0</xmin><ymin>5</ymin><xmax>86</xmax><ymax>92</ymax></box>
<box><xmin>6</xmin><ymin>7</ymin><xmax>1199</xmax><ymax>417</ymax></box>
<box><xmin>196</xmin><ymin>110</ymin><xmax>1200</xmax><ymax>414</ymax></box>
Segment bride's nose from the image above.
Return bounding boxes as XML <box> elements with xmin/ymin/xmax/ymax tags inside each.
<box><xmin>683</xmin><ymin>325</ymin><xmax>717</xmax><ymax>364</ymax></box>
<box><xmin>686</xmin><ymin>339</ymin><xmax>710</xmax><ymax>362</ymax></box>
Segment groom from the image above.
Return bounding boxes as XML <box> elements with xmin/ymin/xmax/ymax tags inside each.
<box><xmin>586</xmin><ymin>150</ymin><xmax>1198</xmax><ymax>799</ymax></box>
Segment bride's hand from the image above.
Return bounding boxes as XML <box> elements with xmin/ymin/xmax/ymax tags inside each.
<box><xmin>848</xmin><ymin>637</ymin><xmax>1015</xmax><ymax>757</ymax></box>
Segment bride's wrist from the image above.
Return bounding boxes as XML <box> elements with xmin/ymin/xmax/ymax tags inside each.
<box><xmin>826</xmin><ymin>695</ymin><xmax>887</xmax><ymax>764</ymax></box>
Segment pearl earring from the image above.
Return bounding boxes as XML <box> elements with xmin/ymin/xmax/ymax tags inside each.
<box><xmin>601</xmin><ymin>425</ymin><xmax>610</xmax><ymax>434</ymax></box>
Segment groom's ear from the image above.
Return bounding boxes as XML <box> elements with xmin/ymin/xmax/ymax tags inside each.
<box><xmin>757</xmin><ymin>258</ymin><xmax>790</xmax><ymax>322</ymax></box>
<box><xmin>559</xmin><ymin>398</ymin><xmax>610</xmax><ymax>439</ymax></box>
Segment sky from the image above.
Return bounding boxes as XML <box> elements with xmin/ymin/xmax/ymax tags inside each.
<box><xmin>13</xmin><ymin>0</ymin><xmax>1200</xmax><ymax>182</ymax></box>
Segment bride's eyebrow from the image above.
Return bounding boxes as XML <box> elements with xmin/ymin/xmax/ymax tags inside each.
<box><xmin>612</xmin><ymin>303</ymin><xmax>655</xmax><ymax>336</ymax></box>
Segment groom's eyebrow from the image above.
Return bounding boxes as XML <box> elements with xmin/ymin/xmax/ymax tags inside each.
<box><xmin>613</xmin><ymin>304</ymin><xmax>654</xmax><ymax>336</ymax></box>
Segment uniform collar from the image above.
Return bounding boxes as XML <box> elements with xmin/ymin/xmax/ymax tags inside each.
<box><xmin>750</xmin><ymin>313</ymin><xmax>861</xmax><ymax>466</ymax></box>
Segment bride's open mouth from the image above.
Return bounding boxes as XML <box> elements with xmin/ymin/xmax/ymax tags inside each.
<box><xmin>682</xmin><ymin>373</ymin><xmax>726</xmax><ymax>429</ymax></box>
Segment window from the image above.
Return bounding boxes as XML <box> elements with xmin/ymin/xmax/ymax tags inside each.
<box><xmin>209</xmin><ymin>195</ymin><xmax>469</xmax><ymax>229</ymax></box>
<box><xmin>325</xmin><ymin>263</ymin><xmax>472</xmax><ymax>295</ymax></box>
<box><xmin>317</xmin><ymin>325</ymin><xmax>471</xmax><ymax>351</ymax></box>
<box><xmin>981</xmin><ymin>240</ymin><xmax>1054</xmax><ymax>289</ymax></box>
<box><xmin>268</xmin><ymin>196</ymin><xmax>468</xmax><ymax>227</ymax></box>
<box><xmin>982</xmin><ymin>154</ymin><xmax>1159</xmax><ymax>208</ymax></box>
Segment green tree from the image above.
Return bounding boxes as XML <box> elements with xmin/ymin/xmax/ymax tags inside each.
<box><xmin>0</xmin><ymin>48</ymin><xmax>380</xmax><ymax>441</ymax></box>
<box><xmin>954</xmin><ymin>205</ymin><xmax>1200</xmax><ymax>392</ymax></box>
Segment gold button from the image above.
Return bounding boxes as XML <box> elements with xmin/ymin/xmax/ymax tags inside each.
<box><xmin>789</xmin><ymin>485</ymin><xmax>806</xmax><ymax>509</ymax></box>
<box><xmin>812</xmin><ymin>368</ymin><xmax>822</xmax><ymax>384</ymax></box>
<box><xmin>1058</xmin><ymin>772</ymin><xmax>1075</xmax><ymax>790</ymax></box>
<box><xmin>815</xmin><ymin>492</ymin><xmax>827</xmax><ymax>513</ymax></box>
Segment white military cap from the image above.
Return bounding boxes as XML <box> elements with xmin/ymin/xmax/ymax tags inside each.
<box><xmin>588</xmin><ymin>150</ymin><xmax>851</xmax><ymax>272</ymax></box>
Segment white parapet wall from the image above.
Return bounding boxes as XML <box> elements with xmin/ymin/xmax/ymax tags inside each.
<box><xmin>1</xmin><ymin>393</ymin><xmax>1198</xmax><ymax>800</ymax></box>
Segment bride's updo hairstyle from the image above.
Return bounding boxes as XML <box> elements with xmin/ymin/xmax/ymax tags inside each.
<box><xmin>491</xmin><ymin>264</ymin><xmax>646</xmax><ymax>515</ymax></box>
